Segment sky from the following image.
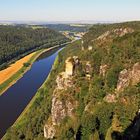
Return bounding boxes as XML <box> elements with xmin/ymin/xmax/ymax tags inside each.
<box><xmin>0</xmin><ymin>0</ymin><xmax>140</xmax><ymax>23</ymax></box>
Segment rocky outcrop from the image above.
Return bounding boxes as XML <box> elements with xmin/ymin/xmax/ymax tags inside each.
<box><xmin>88</xmin><ymin>46</ymin><xmax>93</xmax><ymax>51</ymax></box>
<box><xmin>56</xmin><ymin>56</ymin><xmax>80</xmax><ymax>90</ymax></box>
<box><xmin>85</xmin><ymin>61</ymin><xmax>92</xmax><ymax>74</ymax></box>
<box><xmin>85</xmin><ymin>61</ymin><xmax>92</xmax><ymax>79</ymax></box>
<box><xmin>116</xmin><ymin>62</ymin><xmax>140</xmax><ymax>92</ymax></box>
<box><xmin>65</xmin><ymin>57</ymin><xmax>74</xmax><ymax>76</ymax></box>
<box><xmin>56</xmin><ymin>72</ymin><xmax>73</xmax><ymax>90</ymax></box>
<box><xmin>51</xmin><ymin>93</ymin><xmax>75</xmax><ymax>125</ymax></box>
<box><xmin>65</xmin><ymin>56</ymin><xmax>80</xmax><ymax>76</ymax></box>
<box><xmin>100</xmin><ymin>64</ymin><xmax>108</xmax><ymax>77</ymax></box>
<box><xmin>51</xmin><ymin>95</ymin><xmax>67</xmax><ymax>125</ymax></box>
<box><xmin>96</xmin><ymin>27</ymin><xmax>134</xmax><ymax>41</ymax></box>
<box><xmin>44</xmin><ymin>93</ymin><xmax>76</xmax><ymax>139</ymax></box>
<box><xmin>96</xmin><ymin>31</ymin><xmax>110</xmax><ymax>41</ymax></box>
<box><xmin>44</xmin><ymin>57</ymin><xmax>79</xmax><ymax>139</ymax></box>
<box><xmin>73</xmin><ymin>56</ymin><xmax>80</xmax><ymax>66</ymax></box>
<box><xmin>104</xmin><ymin>94</ymin><xmax>117</xmax><ymax>103</ymax></box>
<box><xmin>44</xmin><ymin>125</ymin><xmax>56</xmax><ymax>139</ymax></box>
<box><xmin>116</xmin><ymin>69</ymin><xmax>130</xmax><ymax>92</ymax></box>
<box><xmin>131</xmin><ymin>62</ymin><xmax>140</xmax><ymax>85</ymax></box>
<box><xmin>112</xmin><ymin>27</ymin><xmax>134</xmax><ymax>37</ymax></box>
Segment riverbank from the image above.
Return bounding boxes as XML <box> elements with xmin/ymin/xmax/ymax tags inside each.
<box><xmin>2</xmin><ymin>41</ymin><xmax>77</xmax><ymax>140</ymax></box>
<box><xmin>14</xmin><ymin>55</ymin><xmax>59</xmax><ymax>126</ymax></box>
<box><xmin>0</xmin><ymin>52</ymin><xmax>36</xmax><ymax>85</ymax></box>
<box><xmin>2</xmin><ymin>46</ymin><xmax>63</xmax><ymax>140</ymax></box>
<box><xmin>0</xmin><ymin>42</ymin><xmax>69</xmax><ymax>95</ymax></box>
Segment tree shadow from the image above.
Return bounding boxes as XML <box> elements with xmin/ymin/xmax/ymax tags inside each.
<box><xmin>112</xmin><ymin>113</ymin><xmax>140</xmax><ymax>140</ymax></box>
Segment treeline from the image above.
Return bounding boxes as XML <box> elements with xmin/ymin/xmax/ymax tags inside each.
<box><xmin>44</xmin><ymin>24</ymin><xmax>89</xmax><ymax>32</ymax></box>
<box><xmin>0</xmin><ymin>25</ymin><xmax>69</xmax><ymax>69</ymax></box>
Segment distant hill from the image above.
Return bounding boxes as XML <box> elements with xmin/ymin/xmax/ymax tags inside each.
<box><xmin>0</xmin><ymin>25</ymin><xmax>69</xmax><ymax>70</ymax></box>
<box><xmin>42</xmin><ymin>24</ymin><xmax>90</xmax><ymax>32</ymax></box>
<box><xmin>84</xmin><ymin>21</ymin><xmax>140</xmax><ymax>46</ymax></box>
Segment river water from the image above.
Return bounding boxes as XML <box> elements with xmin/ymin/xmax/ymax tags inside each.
<box><xmin>0</xmin><ymin>47</ymin><xmax>62</xmax><ymax>138</ymax></box>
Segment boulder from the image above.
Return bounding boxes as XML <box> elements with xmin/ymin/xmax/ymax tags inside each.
<box><xmin>44</xmin><ymin>124</ymin><xmax>56</xmax><ymax>139</ymax></box>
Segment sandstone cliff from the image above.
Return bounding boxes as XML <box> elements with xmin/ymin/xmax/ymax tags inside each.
<box><xmin>117</xmin><ymin>62</ymin><xmax>140</xmax><ymax>92</ymax></box>
<box><xmin>44</xmin><ymin>56</ymin><xmax>79</xmax><ymax>139</ymax></box>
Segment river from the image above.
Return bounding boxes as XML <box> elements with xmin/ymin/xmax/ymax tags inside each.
<box><xmin>0</xmin><ymin>47</ymin><xmax>63</xmax><ymax>138</ymax></box>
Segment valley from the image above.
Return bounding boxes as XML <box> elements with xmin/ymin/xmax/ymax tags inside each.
<box><xmin>2</xmin><ymin>21</ymin><xmax>140</xmax><ymax>140</ymax></box>
<box><xmin>0</xmin><ymin>0</ymin><xmax>140</xmax><ymax>140</ymax></box>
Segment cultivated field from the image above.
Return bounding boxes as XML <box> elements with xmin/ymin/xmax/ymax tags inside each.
<box><xmin>0</xmin><ymin>52</ymin><xmax>35</xmax><ymax>85</ymax></box>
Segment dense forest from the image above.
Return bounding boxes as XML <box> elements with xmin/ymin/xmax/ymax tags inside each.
<box><xmin>0</xmin><ymin>25</ymin><xmax>69</xmax><ymax>70</ymax></box>
<box><xmin>44</xmin><ymin>24</ymin><xmax>90</xmax><ymax>32</ymax></box>
<box><xmin>3</xmin><ymin>21</ymin><xmax>140</xmax><ymax>140</ymax></box>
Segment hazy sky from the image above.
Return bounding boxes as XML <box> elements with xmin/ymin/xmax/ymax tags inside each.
<box><xmin>0</xmin><ymin>0</ymin><xmax>140</xmax><ymax>22</ymax></box>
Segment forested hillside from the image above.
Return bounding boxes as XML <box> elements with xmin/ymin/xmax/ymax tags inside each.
<box><xmin>83</xmin><ymin>21</ymin><xmax>140</xmax><ymax>47</ymax></box>
<box><xmin>0</xmin><ymin>25</ymin><xmax>69</xmax><ymax>69</ymax></box>
<box><xmin>4</xmin><ymin>21</ymin><xmax>140</xmax><ymax>140</ymax></box>
<box><xmin>44</xmin><ymin>24</ymin><xmax>89</xmax><ymax>32</ymax></box>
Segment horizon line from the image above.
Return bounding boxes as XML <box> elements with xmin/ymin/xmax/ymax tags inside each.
<box><xmin>0</xmin><ymin>19</ymin><xmax>140</xmax><ymax>25</ymax></box>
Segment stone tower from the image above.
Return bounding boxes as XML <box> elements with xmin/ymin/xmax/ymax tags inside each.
<box><xmin>65</xmin><ymin>57</ymin><xmax>74</xmax><ymax>76</ymax></box>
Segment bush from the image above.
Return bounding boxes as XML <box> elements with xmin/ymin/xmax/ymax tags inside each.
<box><xmin>23</xmin><ymin>62</ymin><xmax>30</xmax><ymax>67</ymax></box>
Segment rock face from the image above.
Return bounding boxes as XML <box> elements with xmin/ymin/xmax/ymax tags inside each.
<box><xmin>44</xmin><ymin>125</ymin><xmax>56</xmax><ymax>139</ymax></box>
<box><xmin>97</xmin><ymin>31</ymin><xmax>110</xmax><ymax>41</ymax></box>
<box><xmin>131</xmin><ymin>63</ymin><xmax>140</xmax><ymax>85</ymax></box>
<box><xmin>96</xmin><ymin>27</ymin><xmax>134</xmax><ymax>41</ymax></box>
<box><xmin>51</xmin><ymin>95</ymin><xmax>67</xmax><ymax>125</ymax></box>
<box><xmin>100</xmin><ymin>64</ymin><xmax>108</xmax><ymax>77</ymax></box>
<box><xmin>65</xmin><ymin>56</ymin><xmax>80</xmax><ymax>76</ymax></box>
<box><xmin>44</xmin><ymin>93</ymin><xmax>76</xmax><ymax>139</ymax></box>
<box><xmin>65</xmin><ymin>57</ymin><xmax>74</xmax><ymax>76</ymax></box>
<box><xmin>117</xmin><ymin>62</ymin><xmax>140</xmax><ymax>92</ymax></box>
<box><xmin>116</xmin><ymin>69</ymin><xmax>130</xmax><ymax>92</ymax></box>
<box><xmin>51</xmin><ymin>94</ymin><xmax>75</xmax><ymax>125</ymax></box>
<box><xmin>112</xmin><ymin>27</ymin><xmax>134</xmax><ymax>37</ymax></box>
<box><xmin>55</xmin><ymin>56</ymin><xmax>80</xmax><ymax>90</ymax></box>
<box><xmin>44</xmin><ymin>57</ymin><xmax>78</xmax><ymax>139</ymax></box>
<box><xmin>56</xmin><ymin>72</ymin><xmax>73</xmax><ymax>90</ymax></box>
